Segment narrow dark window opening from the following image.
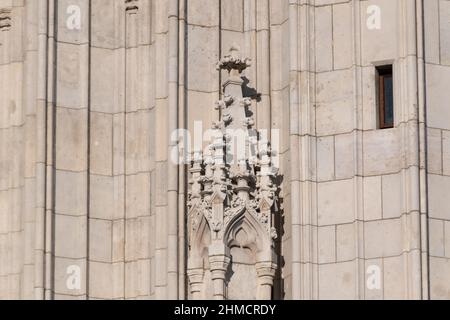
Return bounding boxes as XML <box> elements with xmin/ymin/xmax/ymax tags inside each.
<box><xmin>376</xmin><ymin>65</ymin><xmax>394</xmax><ymax>129</ymax></box>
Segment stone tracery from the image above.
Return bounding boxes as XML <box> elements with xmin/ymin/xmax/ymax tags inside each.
<box><xmin>187</xmin><ymin>47</ymin><xmax>279</xmax><ymax>300</ymax></box>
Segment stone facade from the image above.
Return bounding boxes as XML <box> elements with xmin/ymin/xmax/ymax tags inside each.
<box><xmin>0</xmin><ymin>0</ymin><xmax>449</xmax><ymax>300</ymax></box>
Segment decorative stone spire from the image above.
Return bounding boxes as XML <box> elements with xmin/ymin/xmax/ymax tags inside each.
<box><xmin>215</xmin><ymin>45</ymin><xmax>252</xmax><ymax>131</ymax></box>
<box><xmin>217</xmin><ymin>45</ymin><xmax>252</xmax><ymax>74</ymax></box>
<box><xmin>187</xmin><ymin>47</ymin><xmax>279</xmax><ymax>300</ymax></box>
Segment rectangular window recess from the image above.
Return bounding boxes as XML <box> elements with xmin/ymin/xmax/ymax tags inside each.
<box><xmin>376</xmin><ymin>65</ymin><xmax>394</xmax><ymax>129</ymax></box>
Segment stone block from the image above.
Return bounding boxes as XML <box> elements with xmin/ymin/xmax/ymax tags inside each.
<box><xmin>55</xmin><ymin>214</ymin><xmax>87</xmax><ymax>259</ymax></box>
<box><xmin>318</xmin><ymin>225</ymin><xmax>336</xmax><ymax>264</ymax></box>
<box><xmin>443</xmin><ymin>130</ymin><xmax>450</xmax><ymax>176</ymax></box>
<box><xmin>429</xmin><ymin>174</ymin><xmax>450</xmax><ymax>220</ymax></box>
<box><xmin>361</xmin><ymin>0</ymin><xmax>398</xmax><ymax>65</ymax></box>
<box><xmin>365</xmin><ymin>259</ymin><xmax>384</xmax><ymax>300</ymax></box>
<box><xmin>125</xmin><ymin>259</ymin><xmax>151</xmax><ymax>298</ymax></box>
<box><xmin>113</xmin><ymin>113</ymin><xmax>126</xmax><ymax>176</ymax></box>
<box><xmin>57</xmin><ymin>0</ymin><xmax>90</xmax><ymax>44</ymax></box>
<box><xmin>112</xmin><ymin>220</ymin><xmax>125</xmax><ymax>262</ymax></box>
<box><xmin>56</xmin><ymin>107</ymin><xmax>88</xmax><ymax>172</ymax></box>
<box><xmin>154</xmin><ymin>162</ymin><xmax>168</xmax><ymax>207</ymax></box>
<box><xmin>89</xmin><ymin>219</ymin><xmax>113</xmax><ymax>263</ymax></box>
<box><xmin>269</xmin><ymin>22</ymin><xmax>290</xmax><ymax>90</ymax></box>
<box><xmin>428</xmin><ymin>128</ymin><xmax>443</xmax><ymax>175</ymax></box>
<box><xmin>363</xmin><ymin>129</ymin><xmax>401</xmax><ymax>176</ymax></box>
<box><xmin>336</xmin><ymin>223</ymin><xmax>356</xmax><ymax>262</ymax></box>
<box><xmin>429</xmin><ymin>219</ymin><xmax>445</xmax><ymax>257</ymax></box>
<box><xmin>382</xmin><ymin>173</ymin><xmax>403</xmax><ymax>219</ymax></box>
<box><xmin>333</xmin><ymin>3</ymin><xmax>353</xmax><ymax>69</ymax></box>
<box><xmin>364</xmin><ymin>176</ymin><xmax>382</xmax><ymax>221</ymax></box>
<box><xmin>90</xmin><ymin>112</ymin><xmax>113</xmax><ymax>176</ymax></box>
<box><xmin>55</xmin><ymin>170</ymin><xmax>87</xmax><ymax>216</ymax></box>
<box><xmin>316</xmin><ymin>69</ymin><xmax>354</xmax><ymax>136</ymax></box>
<box><xmin>126</xmin><ymin>110</ymin><xmax>151</xmax><ymax>174</ymax></box>
<box><xmin>221</xmin><ymin>0</ymin><xmax>243</xmax><ymax>31</ymax></box>
<box><xmin>125</xmin><ymin>173</ymin><xmax>151</xmax><ymax>219</ymax></box>
<box><xmin>440</xmin><ymin>1</ymin><xmax>450</xmax><ymax>66</ymax></box>
<box><xmin>269</xmin><ymin>0</ymin><xmax>288</xmax><ymax>26</ymax></box>
<box><xmin>319</xmin><ymin>261</ymin><xmax>356</xmax><ymax>300</ymax></box>
<box><xmin>424</xmin><ymin>0</ymin><xmax>440</xmax><ymax>64</ymax></box>
<box><xmin>446</xmin><ymin>221</ymin><xmax>450</xmax><ymax>259</ymax></box>
<box><xmin>362</xmin><ymin>66</ymin><xmax>377</xmax><ymax>130</ymax></box>
<box><xmin>91</xmin><ymin>0</ymin><xmax>122</xmax><ymax>49</ymax></box>
<box><xmin>154</xmin><ymin>100</ymin><xmax>168</xmax><ymax>162</ymax></box>
<box><xmin>318</xmin><ymin>179</ymin><xmax>355</xmax><ymax>226</ymax></box>
<box><xmin>317</xmin><ymin>136</ymin><xmax>334</xmax><ymax>182</ymax></box>
<box><xmin>90</xmin><ymin>174</ymin><xmax>124</xmax><ymax>221</ymax></box>
<box><xmin>0</xmin><ymin>191</ymin><xmax>7</xmax><ymax>234</ymax></box>
<box><xmin>335</xmin><ymin>133</ymin><xmax>355</xmax><ymax>180</ymax></box>
<box><xmin>125</xmin><ymin>217</ymin><xmax>149</xmax><ymax>261</ymax></box>
<box><xmin>89</xmin><ymin>261</ymin><xmax>124</xmax><ymax>299</ymax></box>
<box><xmin>56</xmin><ymin>42</ymin><xmax>89</xmax><ymax>109</ymax></box>
<box><xmin>54</xmin><ymin>257</ymin><xmax>86</xmax><ymax>296</ymax></box>
<box><xmin>0</xmin><ymin>234</ymin><xmax>8</xmax><ymax>276</ymax></box>
<box><xmin>383</xmin><ymin>255</ymin><xmax>405</xmax><ymax>299</ymax></box>
<box><xmin>315</xmin><ymin>6</ymin><xmax>333</xmax><ymax>72</ymax></box>
<box><xmin>186</xmin><ymin>25</ymin><xmax>220</xmax><ymax>92</ymax></box>
<box><xmin>426</xmin><ymin>64</ymin><xmax>450</xmax><ymax>130</ymax></box>
<box><xmin>187</xmin><ymin>0</ymin><xmax>219</xmax><ymax>27</ymax></box>
<box><xmin>430</xmin><ymin>257</ymin><xmax>450</xmax><ymax>299</ymax></box>
<box><xmin>90</xmin><ymin>47</ymin><xmax>117</xmax><ymax>113</ymax></box>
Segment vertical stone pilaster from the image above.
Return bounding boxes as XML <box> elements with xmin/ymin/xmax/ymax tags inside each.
<box><xmin>153</xmin><ymin>0</ymin><xmax>169</xmax><ymax>299</ymax></box>
<box><xmin>52</xmin><ymin>0</ymin><xmax>91</xmax><ymax>299</ymax></box>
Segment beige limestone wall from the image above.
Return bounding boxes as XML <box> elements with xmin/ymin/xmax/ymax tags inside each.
<box><xmin>424</xmin><ymin>0</ymin><xmax>450</xmax><ymax>300</ymax></box>
<box><xmin>0</xmin><ymin>0</ymin><xmax>447</xmax><ymax>300</ymax></box>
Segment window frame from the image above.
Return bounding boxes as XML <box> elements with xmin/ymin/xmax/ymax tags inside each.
<box><xmin>376</xmin><ymin>65</ymin><xmax>394</xmax><ymax>130</ymax></box>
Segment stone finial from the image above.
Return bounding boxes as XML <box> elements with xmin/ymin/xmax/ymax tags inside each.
<box><xmin>125</xmin><ymin>0</ymin><xmax>139</xmax><ymax>14</ymax></box>
<box><xmin>216</xmin><ymin>45</ymin><xmax>252</xmax><ymax>74</ymax></box>
<box><xmin>0</xmin><ymin>8</ymin><xmax>12</xmax><ymax>31</ymax></box>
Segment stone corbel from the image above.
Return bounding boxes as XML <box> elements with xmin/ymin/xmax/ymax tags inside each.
<box><xmin>187</xmin><ymin>267</ymin><xmax>205</xmax><ymax>300</ymax></box>
<box><xmin>208</xmin><ymin>243</ymin><xmax>230</xmax><ymax>300</ymax></box>
<box><xmin>256</xmin><ymin>261</ymin><xmax>277</xmax><ymax>300</ymax></box>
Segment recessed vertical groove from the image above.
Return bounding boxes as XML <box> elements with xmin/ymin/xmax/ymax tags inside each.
<box><xmin>34</xmin><ymin>0</ymin><xmax>49</xmax><ymax>300</ymax></box>
<box><xmin>86</xmin><ymin>0</ymin><xmax>92</xmax><ymax>300</ymax></box>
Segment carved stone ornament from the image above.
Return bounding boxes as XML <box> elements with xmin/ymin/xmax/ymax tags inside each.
<box><xmin>125</xmin><ymin>0</ymin><xmax>139</xmax><ymax>14</ymax></box>
<box><xmin>187</xmin><ymin>46</ymin><xmax>279</xmax><ymax>300</ymax></box>
<box><xmin>0</xmin><ymin>8</ymin><xmax>12</xmax><ymax>31</ymax></box>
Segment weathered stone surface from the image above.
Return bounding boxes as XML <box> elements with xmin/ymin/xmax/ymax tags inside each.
<box><xmin>318</xmin><ymin>179</ymin><xmax>355</xmax><ymax>226</ymax></box>
<box><xmin>364</xmin><ymin>219</ymin><xmax>402</xmax><ymax>259</ymax></box>
<box><xmin>0</xmin><ymin>0</ymin><xmax>448</xmax><ymax>301</ymax></box>
<box><xmin>364</xmin><ymin>176</ymin><xmax>382</xmax><ymax>221</ymax></box>
<box><xmin>319</xmin><ymin>261</ymin><xmax>356</xmax><ymax>300</ymax></box>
